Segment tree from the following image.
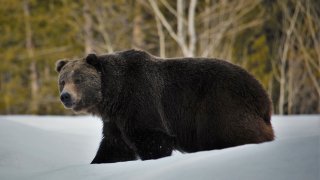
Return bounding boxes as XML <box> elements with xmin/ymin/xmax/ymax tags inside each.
<box><xmin>23</xmin><ymin>0</ymin><xmax>41</xmax><ymax>113</ymax></box>
<box><xmin>148</xmin><ymin>0</ymin><xmax>197</xmax><ymax>57</ymax></box>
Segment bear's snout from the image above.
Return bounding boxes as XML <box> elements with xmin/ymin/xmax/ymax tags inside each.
<box><xmin>60</xmin><ymin>92</ymin><xmax>73</xmax><ymax>108</ymax></box>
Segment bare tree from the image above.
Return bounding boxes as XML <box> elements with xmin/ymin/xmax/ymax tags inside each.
<box><xmin>188</xmin><ymin>0</ymin><xmax>197</xmax><ymax>56</ymax></box>
<box><xmin>276</xmin><ymin>1</ymin><xmax>320</xmax><ymax>114</ymax></box>
<box><xmin>277</xmin><ymin>1</ymin><xmax>300</xmax><ymax>115</ymax></box>
<box><xmin>198</xmin><ymin>0</ymin><xmax>263</xmax><ymax>59</ymax></box>
<box><xmin>148</xmin><ymin>0</ymin><xmax>197</xmax><ymax>57</ymax></box>
<box><xmin>148</xmin><ymin>0</ymin><xmax>263</xmax><ymax>59</ymax></box>
<box><xmin>132</xmin><ymin>0</ymin><xmax>145</xmax><ymax>49</ymax></box>
<box><xmin>155</xmin><ymin>15</ymin><xmax>166</xmax><ymax>57</ymax></box>
<box><xmin>83</xmin><ymin>0</ymin><xmax>94</xmax><ymax>54</ymax></box>
<box><xmin>295</xmin><ymin>1</ymin><xmax>320</xmax><ymax>112</ymax></box>
<box><xmin>93</xmin><ymin>1</ymin><xmax>114</xmax><ymax>53</ymax></box>
<box><xmin>23</xmin><ymin>0</ymin><xmax>39</xmax><ymax>113</ymax></box>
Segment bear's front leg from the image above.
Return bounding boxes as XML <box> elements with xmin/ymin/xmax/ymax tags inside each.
<box><xmin>91</xmin><ymin>122</ymin><xmax>137</xmax><ymax>164</ymax></box>
<box><xmin>132</xmin><ymin>130</ymin><xmax>175</xmax><ymax>160</ymax></box>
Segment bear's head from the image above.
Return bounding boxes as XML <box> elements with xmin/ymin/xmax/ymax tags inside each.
<box><xmin>55</xmin><ymin>54</ymin><xmax>102</xmax><ymax>113</ymax></box>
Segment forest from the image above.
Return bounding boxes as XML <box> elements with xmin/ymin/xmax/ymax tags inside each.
<box><xmin>0</xmin><ymin>0</ymin><xmax>319</xmax><ymax>115</ymax></box>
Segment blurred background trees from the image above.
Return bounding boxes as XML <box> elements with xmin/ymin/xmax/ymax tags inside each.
<box><xmin>0</xmin><ymin>0</ymin><xmax>319</xmax><ymax>115</ymax></box>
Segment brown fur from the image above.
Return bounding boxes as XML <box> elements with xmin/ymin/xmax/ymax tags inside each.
<box><xmin>56</xmin><ymin>49</ymin><xmax>274</xmax><ymax>163</ymax></box>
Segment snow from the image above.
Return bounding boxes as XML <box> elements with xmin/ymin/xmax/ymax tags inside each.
<box><xmin>0</xmin><ymin>115</ymin><xmax>319</xmax><ymax>180</ymax></box>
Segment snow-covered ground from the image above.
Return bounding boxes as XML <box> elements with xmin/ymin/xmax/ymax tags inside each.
<box><xmin>0</xmin><ymin>115</ymin><xmax>319</xmax><ymax>180</ymax></box>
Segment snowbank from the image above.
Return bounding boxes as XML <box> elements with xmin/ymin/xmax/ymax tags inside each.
<box><xmin>0</xmin><ymin>115</ymin><xmax>319</xmax><ymax>180</ymax></box>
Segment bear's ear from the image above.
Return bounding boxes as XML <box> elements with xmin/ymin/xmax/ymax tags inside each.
<box><xmin>86</xmin><ymin>53</ymin><xmax>100</xmax><ymax>67</ymax></box>
<box><xmin>55</xmin><ymin>60</ymin><xmax>68</xmax><ymax>73</ymax></box>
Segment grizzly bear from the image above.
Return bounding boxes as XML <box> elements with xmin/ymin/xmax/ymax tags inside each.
<box><xmin>56</xmin><ymin>49</ymin><xmax>274</xmax><ymax>164</ymax></box>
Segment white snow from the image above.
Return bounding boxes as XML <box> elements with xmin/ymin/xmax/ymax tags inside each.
<box><xmin>0</xmin><ymin>115</ymin><xmax>319</xmax><ymax>180</ymax></box>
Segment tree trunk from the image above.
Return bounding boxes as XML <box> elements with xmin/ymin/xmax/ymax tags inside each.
<box><xmin>155</xmin><ymin>16</ymin><xmax>165</xmax><ymax>57</ymax></box>
<box><xmin>278</xmin><ymin>62</ymin><xmax>286</xmax><ymax>115</ymax></box>
<box><xmin>188</xmin><ymin>0</ymin><xmax>197</xmax><ymax>57</ymax></box>
<box><xmin>83</xmin><ymin>0</ymin><xmax>94</xmax><ymax>54</ymax></box>
<box><xmin>177</xmin><ymin>0</ymin><xmax>185</xmax><ymax>52</ymax></box>
<box><xmin>278</xmin><ymin>1</ymin><xmax>300</xmax><ymax>115</ymax></box>
<box><xmin>23</xmin><ymin>0</ymin><xmax>39</xmax><ymax>114</ymax></box>
<box><xmin>148</xmin><ymin>0</ymin><xmax>192</xmax><ymax>57</ymax></box>
<box><xmin>132</xmin><ymin>0</ymin><xmax>145</xmax><ymax>49</ymax></box>
<box><xmin>201</xmin><ymin>0</ymin><xmax>210</xmax><ymax>57</ymax></box>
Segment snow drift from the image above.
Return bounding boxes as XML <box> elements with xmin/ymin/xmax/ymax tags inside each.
<box><xmin>0</xmin><ymin>115</ymin><xmax>319</xmax><ymax>180</ymax></box>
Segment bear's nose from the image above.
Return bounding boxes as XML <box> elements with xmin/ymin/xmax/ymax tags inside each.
<box><xmin>60</xmin><ymin>92</ymin><xmax>71</xmax><ymax>104</ymax></box>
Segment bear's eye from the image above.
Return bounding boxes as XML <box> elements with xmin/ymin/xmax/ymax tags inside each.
<box><xmin>74</xmin><ymin>79</ymin><xmax>82</xmax><ymax>84</ymax></box>
<box><xmin>59</xmin><ymin>80</ymin><xmax>65</xmax><ymax>86</ymax></box>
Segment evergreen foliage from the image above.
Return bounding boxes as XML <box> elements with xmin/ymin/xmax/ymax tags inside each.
<box><xmin>0</xmin><ymin>0</ymin><xmax>319</xmax><ymax>114</ymax></box>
